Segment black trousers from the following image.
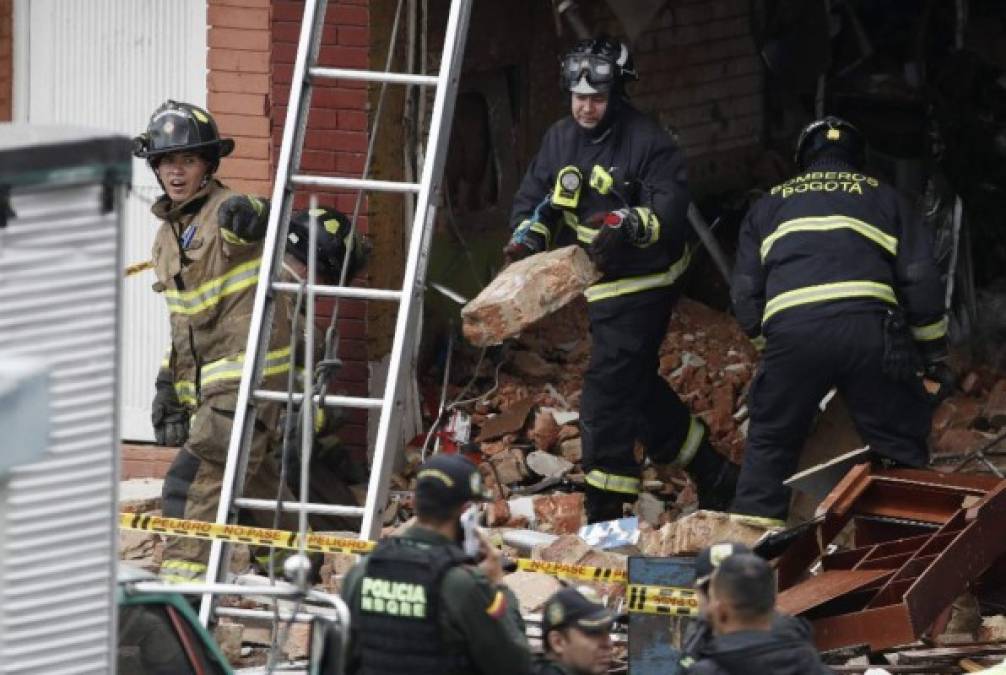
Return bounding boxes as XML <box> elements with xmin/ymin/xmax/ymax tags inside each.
<box><xmin>732</xmin><ymin>310</ymin><xmax>931</xmax><ymax>520</ymax></box>
<box><xmin>580</xmin><ymin>289</ymin><xmax>697</xmax><ymax>492</ymax></box>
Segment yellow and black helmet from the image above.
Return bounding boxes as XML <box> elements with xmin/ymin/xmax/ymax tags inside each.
<box><xmin>794</xmin><ymin>115</ymin><xmax>865</xmax><ymax>171</ymax></box>
<box><xmin>132</xmin><ymin>100</ymin><xmax>234</xmax><ymax>171</ymax></box>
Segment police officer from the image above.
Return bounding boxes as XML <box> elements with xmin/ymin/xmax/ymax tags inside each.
<box><xmin>533</xmin><ymin>587</ymin><xmax>615</xmax><ymax>675</ymax></box>
<box><xmin>680</xmin><ymin>542</ymin><xmax>813</xmax><ymax>671</ymax></box>
<box><xmin>340</xmin><ymin>454</ymin><xmax>530</xmax><ymax>675</ymax></box>
<box><xmin>686</xmin><ymin>554</ymin><xmax>833</xmax><ymax>674</ymax></box>
<box><xmin>505</xmin><ymin>35</ymin><xmax>738</xmax><ymax>524</ymax></box>
<box><xmin>730</xmin><ymin>116</ymin><xmax>951</xmax><ymax>525</ymax></box>
<box><xmin>134</xmin><ymin>99</ymin><xmax>300</xmax><ymax>582</ymax></box>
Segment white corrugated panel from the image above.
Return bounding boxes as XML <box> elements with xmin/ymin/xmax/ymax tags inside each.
<box><xmin>20</xmin><ymin>0</ymin><xmax>207</xmax><ymax>440</ymax></box>
<box><xmin>0</xmin><ymin>176</ymin><xmax>123</xmax><ymax>673</ymax></box>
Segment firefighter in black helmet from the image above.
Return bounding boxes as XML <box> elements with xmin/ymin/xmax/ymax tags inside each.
<box><xmin>135</xmin><ymin>99</ymin><xmax>302</xmax><ymax>583</ymax></box>
<box><xmin>730</xmin><ymin>116</ymin><xmax>952</xmax><ymax>525</ymax></box>
<box><xmin>504</xmin><ymin>36</ymin><xmax>739</xmax><ymax>523</ymax></box>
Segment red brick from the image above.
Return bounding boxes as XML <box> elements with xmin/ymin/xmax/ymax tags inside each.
<box><xmin>300</xmin><ymin>149</ymin><xmax>335</xmax><ymax>172</ymax></box>
<box><xmin>313</xmin><ymin>86</ymin><xmax>368</xmax><ymax>110</ymax></box>
<box><xmin>209</xmin><ymin>70</ymin><xmax>271</xmax><ymax>95</ymax></box>
<box><xmin>326</xmin><ymin>5</ymin><xmax>368</xmax><ymax>26</ymax></box>
<box><xmin>273</xmin><ymin>43</ymin><xmax>298</xmax><ymax>65</ymax></box>
<box><xmin>338</xmin><ymin>339</ymin><xmax>367</xmax><ymax>361</ymax></box>
<box><xmin>272</xmin><ymin>1</ymin><xmax>299</xmax><ymax>20</ymax></box>
<box><xmin>209</xmin><ymin>48</ymin><xmax>271</xmax><ymax>74</ymax></box>
<box><xmin>306</xmin><ymin>129</ymin><xmax>368</xmax><ymax>152</ymax></box>
<box><xmin>337</xmin><ymin>318</ymin><xmax>366</xmax><ymax>339</ymax></box>
<box><xmin>273</xmin><ymin>21</ymin><xmax>301</xmax><ymax>43</ymax></box>
<box><xmin>229</xmin><ymin>136</ymin><xmax>271</xmax><ymax>160</ymax></box>
<box><xmin>208</xmin><ymin>5</ymin><xmax>269</xmax><ymax>30</ymax></box>
<box><xmin>215</xmin><ymin>112</ymin><xmax>271</xmax><ymax>137</ymax></box>
<box><xmin>220</xmin><ymin>157</ymin><xmax>272</xmax><ymax>180</ymax></box>
<box><xmin>337</xmin><ymin>110</ymin><xmax>368</xmax><ymax>131</ymax></box>
<box><xmin>274</xmin><ymin>63</ymin><xmax>294</xmax><ymax>85</ymax></box>
<box><xmin>308</xmin><ymin>108</ymin><xmax>339</xmax><ymax>129</ymax></box>
<box><xmin>336</xmin><ymin>25</ymin><xmax>369</xmax><ymax>47</ymax></box>
<box><xmin>208</xmin><ymin>27</ymin><xmax>270</xmax><ymax>52</ymax></box>
<box><xmin>210</xmin><ymin>0</ymin><xmax>269</xmax><ymax>7</ymax></box>
<box><xmin>337</xmin><ymin>423</ymin><xmax>368</xmax><ymax>446</ymax></box>
<box><xmin>221</xmin><ymin>178</ymin><xmax>272</xmax><ymax>197</ymax></box>
<box><xmin>208</xmin><ymin>91</ymin><xmax>268</xmax><ymax>115</ymax></box>
<box><xmin>334</xmin><ymin>152</ymin><xmax>366</xmax><ymax>174</ymax></box>
<box><xmin>318</xmin><ymin>45</ymin><xmax>369</xmax><ymax>69</ymax></box>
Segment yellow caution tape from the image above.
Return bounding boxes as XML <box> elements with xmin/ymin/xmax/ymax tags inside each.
<box><xmin>627</xmin><ymin>583</ymin><xmax>699</xmax><ymax>617</ymax></box>
<box><xmin>515</xmin><ymin>558</ymin><xmax>628</xmax><ymax>584</ymax></box>
<box><xmin>124</xmin><ymin>260</ymin><xmax>154</xmax><ymax>277</ymax></box>
<box><xmin>120</xmin><ymin>513</ymin><xmax>698</xmax><ymax>616</ymax></box>
<box><xmin>119</xmin><ymin>513</ymin><xmax>376</xmax><ymax>556</ymax></box>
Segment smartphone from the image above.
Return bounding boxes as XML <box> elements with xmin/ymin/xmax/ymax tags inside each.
<box><xmin>460</xmin><ymin>505</ymin><xmax>482</xmax><ymax>561</ymax></box>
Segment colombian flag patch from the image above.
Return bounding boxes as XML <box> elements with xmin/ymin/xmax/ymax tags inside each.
<box><xmin>485</xmin><ymin>590</ymin><xmax>507</xmax><ymax>619</ymax></box>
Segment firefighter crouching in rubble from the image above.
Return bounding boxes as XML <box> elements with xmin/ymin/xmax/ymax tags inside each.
<box><xmin>504</xmin><ymin>36</ymin><xmax>739</xmax><ymax>523</ymax></box>
<box><xmin>341</xmin><ymin>454</ymin><xmax>531</xmax><ymax>675</ymax></box>
<box><xmin>729</xmin><ymin>116</ymin><xmax>953</xmax><ymax>526</ymax></box>
<box><xmin>135</xmin><ymin>100</ymin><xmax>300</xmax><ymax>583</ymax></box>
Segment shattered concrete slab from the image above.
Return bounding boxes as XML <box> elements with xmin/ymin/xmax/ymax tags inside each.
<box><xmin>502</xmin><ymin>571</ymin><xmax>563</xmax><ymax>613</ymax></box>
<box><xmin>637</xmin><ymin>510</ymin><xmax>776</xmax><ymax>556</ymax></box>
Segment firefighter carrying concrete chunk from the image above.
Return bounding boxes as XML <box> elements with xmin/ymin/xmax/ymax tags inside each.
<box><xmin>134</xmin><ymin>100</ymin><xmax>300</xmax><ymax>583</ymax></box>
<box><xmin>505</xmin><ymin>36</ymin><xmax>739</xmax><ymax>523</ymax></box>
<box><xmin>341</xmin><ymin>454</ymin><xmax>531</xmax><ymax>675</ymax></box>
<box><xmin>730</xmin><ymin>116</ymin><xmax>952</xmax><ymax>525</ymax></box>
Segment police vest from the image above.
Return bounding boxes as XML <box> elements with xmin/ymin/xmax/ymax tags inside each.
<box><xmin>355</xmin><ymin>538</ymin><xmax>471</xmax><ymax>675</ymax></box>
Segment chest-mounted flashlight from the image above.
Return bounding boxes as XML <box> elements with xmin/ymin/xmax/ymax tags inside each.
<box><xmin>552</xmin><ymin>165</ymin><xmax>583</xmax><ymax>209</ymax></box>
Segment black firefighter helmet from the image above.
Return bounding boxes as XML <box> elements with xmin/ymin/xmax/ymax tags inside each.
<box><xmin>794</xmin><ymin>115</ymin><xmax>866</xmax><ymax>171</ymax></box>
<box><xmin>132</xmin><ymin>100</ymin><xmax>234</xmax><ymax>173</ymax></box>
<box><xmin>560</xmin><ymin>36</ymin><xmax>639</xmax><ymax>96</ymax></box>
<box><xmin>287</xmin><ymin>207</ymin><xmax>367</xmax><ymax>283</ymax></box>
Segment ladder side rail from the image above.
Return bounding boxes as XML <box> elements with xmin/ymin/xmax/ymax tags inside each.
<box><xmin>359</xmin><ymin>0</ymin><xmax>475</xmax><ymax>540</ymax></box>
<box><xmin>200</xmin><ymin>0</ymin><xmax>330</xmax><ymax>626</ymax></box>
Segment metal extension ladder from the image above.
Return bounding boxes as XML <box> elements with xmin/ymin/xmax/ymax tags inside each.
<box><xmin>199</xmin><ymin>0</ymin><xmax>474</xmax><ymax>625</ymax></box>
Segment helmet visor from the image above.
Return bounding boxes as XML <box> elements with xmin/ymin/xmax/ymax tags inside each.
<box><xmin>562</xmin><ymin>54</ymin><xmax>616</xmax><ymax>93</ymax></box>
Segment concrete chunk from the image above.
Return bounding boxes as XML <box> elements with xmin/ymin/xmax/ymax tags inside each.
<box><xmin>462</xmin><ymin>246</ymin><xmax>601</xmax><ymax>347</ymax></box>
<box><xmin>502</xmin><ymin>571</ymin><xmax>563</xmax><ymax>613</ymax></box>
<box><xmin>638</xmin><ymin>510</ymin><xmax>776</xmax><ymax>556</ymax></box>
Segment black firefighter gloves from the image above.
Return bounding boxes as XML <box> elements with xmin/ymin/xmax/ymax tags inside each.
<box><xmin>588</xmin><ymin>208</ymin><xmax>647</xmax><ymax>275</ymax></box>
<box><xmin>218</xmin><ymin>195</ymin><xmax>270</xmax><ymax>242</ymax></box>
<box><xmin>151</xmin><ymin>371</ymin><xmax>189</xmax><ymax>447</ymax></box>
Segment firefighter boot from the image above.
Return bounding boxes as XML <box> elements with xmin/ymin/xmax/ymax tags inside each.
<box><xmin>684</xmin><ymin>440</ymin><xmax>739</xmax><ymax>512</ymax></box>
<box><xmin>584</xmin><ymin>485</ymin><xmax>631</xmax><ymax>524</ymax></box>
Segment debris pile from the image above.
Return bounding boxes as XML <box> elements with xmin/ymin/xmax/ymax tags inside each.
<box><xmin>930</xmin><ymin>367</ymin><xmax>1006</xmax><ymax>474</ymax></box>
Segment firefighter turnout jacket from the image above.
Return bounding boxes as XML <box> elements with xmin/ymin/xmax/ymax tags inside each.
<box><xmin>151</xmin><ymin>179</ymin><xmax>292</xmax><ymax>408</ymax></box>
<box><xmin>341</xmin><ymin>526</ymin><xmax>530</xmax><ymax>675</ymax></box>
<box><xmin>509</xmin><ymin>101</ymin><xmax>693</xmax><ymax>304</ymax></box>
<box><xmin>731</xmin><ymin>159</ymin><xmax>948</xmax><ymax>354</ymax></box>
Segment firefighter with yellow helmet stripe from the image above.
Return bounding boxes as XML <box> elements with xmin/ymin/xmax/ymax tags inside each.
<box><xmin>134</xmin><ymin>99</ymin><xmax>300</xmax><ymax>583</ymax></box>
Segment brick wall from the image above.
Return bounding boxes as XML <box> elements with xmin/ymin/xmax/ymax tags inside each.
<box><xmin>208</xmin><ymin>0</ymin><xmax>274</xmax><ymax>196</ymax></box>
<box><xmin>272</xmin><ymin>0</ymin><xmax>372</xmax><ymax>453</ymax></box>
<box><xmin>597</xmin><ymin>0</ymin><xmax>764</xmax><ymax>196</ymax></box>
<box><xmin>0</xmin><ymin>0</ymin><xmax>12</xmax><ymax>121</ymax></box>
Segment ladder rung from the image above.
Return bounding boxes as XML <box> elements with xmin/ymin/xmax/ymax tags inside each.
<box><xmin>216</xmin><ymin>606</ymin><xmax>322</xmax><ymax>624</ymax></box>
<box><xmin>272</xmin><ymin>281</ymin><xmax>402</xmax><ymax>302</ymax></box>
<box><xmin>234</xmin><ymin>498</ymin><xmax>365</xmax><ymax>518</ymax></box>
<box><xmin>309</xmin><ymin>66</ymin><xmax>438</xmax><ymax>87</ymax></box>
<box><xmin>254</xmin><ymin>389</ymin><xmax>384</xmax><ymax>410</ymax></box>
<box><xmin>292</xmin><ymin>174</ymin><xmax>420</xmax><ymax>193</ymax></box>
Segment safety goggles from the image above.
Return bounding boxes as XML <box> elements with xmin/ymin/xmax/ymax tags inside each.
<box><xmin>562</xmin><ymin>53</ymin><xmax>617</xmax><ymax>90</ymax></box>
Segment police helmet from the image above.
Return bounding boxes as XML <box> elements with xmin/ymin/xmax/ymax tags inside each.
<box><xmin>794</xmin><ymin>115</ymin><xmax>866</xmax><ymax>171</ymax></box>
<box><xmin>132</xmin><ymin>100</ymin><xmax>234</xmax><ymax>172</ymax></box>
<box><xmin>287</xmin><ymin>207</ymin><xmax>364</xmax><ymax>282</ymax></box>
<box><xmin>561</xmin><ymin>36</ymin><xmax>638</xmax><ymax>96</ymax></box>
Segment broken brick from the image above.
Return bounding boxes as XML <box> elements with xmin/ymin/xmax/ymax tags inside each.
<box><xmin>462</xmin><ymin>246</ymin><xmax>601</xmax><ymax>347</ymax></box>
<box><xmin>511</xmin><ymin>350</ymin><xmax>558</xmax><ymax>380</ymax></box>
<box><xmin>529</xmin><ymin>410</ymin><xmax>560</xmax><ymax>452</ymax></box>
<box><xmin>933</xmin><ymin>428</ymin><xmax>992</xmax><ymax>456</ymax></box>
<box><xmin>983</xmin><ymin>380</ymin><xmax>1006</xmax><ymax>428</ymax></box>
<box><xmin>638</xmin><ymin>510</ymin><xmax>776</xmax><ymax>556</ymax></box>
<box><xmin>485</xmin><ymin>447</ymin><xmax>529</xmax><ymax>486</ymax></box>
<box><xmin>532</xmin><ymin>493</ymin><xmax>585</xmax><ymax>535</ymax></box>
<box><xmin>213</xmin><ymin>622</ymin><xmax>243</xmax><ymax>663</ymax></box>
<box><xmin>978</xmin><ymin>615</ymin><xmax>1006</xmax><ymax>642</ymax></box>
<box><xmin>960</xmin><ymin>371</ymin><xmax>982</xmax><ymax>396</ymax></box>
<box><xmin>487</xmin><ymin>498</ymin><xmax>512</xmax><ymax>527</ymax></box>
<box><xmin>502</xmin><ymin>571</ymin><xmax>563</xmax><ymax>613</ymax></box>
<box><xmin>526</xmin><ymin>451</ymin><xmax>573</xmax><ymax>478</ymax></box>
<box><xmin>559</xmin><ymin>437</ymin><xmax>582</xmax><ymax>464</ymax></box>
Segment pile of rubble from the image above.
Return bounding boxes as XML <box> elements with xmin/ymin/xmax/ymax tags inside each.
<box><xmin>930</xmin><ymin>367</ymin><xmax>1006</xmax><ymax>471</ymax></box>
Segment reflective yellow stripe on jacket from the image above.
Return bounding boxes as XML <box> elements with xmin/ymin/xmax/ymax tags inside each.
<box><xmin>163</xmin><ymin>258</ymin><xmax>261</xmax><ymax>316</ymax></box>
<box><xmin>911</xmin><ymin>316</ymin><xmax>948</xmax><ymax>342</ymax></box>
<box><xmin>585</xmin><ymin>470</ymin><xmax>641</xmax><ymax>495</ymax></box>
<box><xmin>200</xmin><ymin>346</ymin><xmax>292</xmax><ymax>388</ymax></box>
<box><xmin>173</xmin><ymin>380</ymin><xmax>197</xmax><ymax>407</ymax></box>
<box><xmin>760</xmin><ymin>216</ymin><xmax>898</xmax><ymax>261</ymax></box>
<box><xmin>584</xmin><ymin>245</ymin><xmax>693</xmax><ymax>303</ymax></box>
<box><xmin>763</xmin><ymin>280</ymin><xmax>897</xmax><ymax>323</ymax></box>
